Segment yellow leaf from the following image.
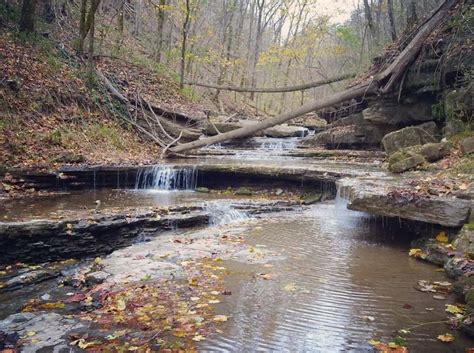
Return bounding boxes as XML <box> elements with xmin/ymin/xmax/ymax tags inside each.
<box><xmin>26</xmin><ymin>331</ymin><xmax>36</xmax><ymax>337</ymax></box>
<box><xmin>213</xmin><ymin>315</ymin><xmax>228</xmax><ymax>322</ymax></box>
<box><xmin>368</xmin><ymin>339</ymin><xmax>380</xmax><ymax>346</ymax></box>
<box><xmin>208</xmin><ymin>299</ymin><xmax>220</xmax><ymax>304</ymax></box>
<box><xmin>445</xmin><ymin>304</ymin><xmax>463</xmax><ymax>315</ymax></box>
<box><xmin>408</xmin><ymin>248</ymin><xmax>426</xmax><ymax>259</ymax></box>
<box><xmin>116</xmin><ymin>298</ymin><xmax>126</xmax><ymax>311</ymax></box>
<box><xmin>437</xmin><ymin>333</ymin><xmax>454</xmax><ymax>342</ymax></box>
<box><xmin>436</xmin><ymin>231</ymin><xmax>449</xmax><ymax>243</ymax></box>
<box><xmin>66</xmin><ymin>223</ymin><xmax>73</xmax><ymax>230</ymax></box>
<box><xmin>192</xmin><ymin>335</ymin><xmax>206</xmax><ymax>341</ymax></box>
<box><xmin>94</xmin><ymin>257</ymin><xmax>101</xmax><ymax>265</ymax></box>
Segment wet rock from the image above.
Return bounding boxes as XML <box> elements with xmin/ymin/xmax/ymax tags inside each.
<box><xmin>382</xmin><ymin>125</ymin><xmax>437</xmax><ymax>154</ymax></box>
<box><xmin>263</xmin><ymin>125</ymin><xmax>309</xmax><ymax>138</ymax></box>
<box><xmin>337</xmin><ymin>177</ymin><xmax>472</xmax><ymax>227</ymax></box>
<box><xmin>461</xmin><ymin>136</ymin><xmax>474</xmax><ymax>155</ymax></box>
<box><xmin>388</xmin><ymin>142</ymin><xmax>450</xmax><ymax>173</ymax></box>
<box><xmin>195</xmin><ymin>187</ymin><xmax>210</xmax><ymax>193</ymax></box>
<box><xmin>235</xmin><ymin>187</ymin><xmax>252</xmax><ymax>196</ymax></box>
<box><xmin>85</xmin><ymin>271</ymin><xmax>110</xmax><ymax>285</ymax></box>
<box><xmin>2</xmin><ymin>269</ymin><xmax>60</xmax><ymax>292</ymax></box>
<box><xmin>0</xmin><ymin>312</ymin><xmax>87</xmax><ymax>352</ymax></box>
<box><xmin>303</xmin><ymin>193</ymin><xmax>322</xmax><ymax>205</ymax></box>
<box><xmin>53</xmin><ymin>152</ymin><xmax>86</xmax><ymax>164</ymax></box>
<box><xmin>327</xmin><ymin>113</ymin><xmax>364</xmax><ymax>128</ymax></box>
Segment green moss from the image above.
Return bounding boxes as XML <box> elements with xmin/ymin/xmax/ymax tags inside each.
<box><xmin>464</xmin><ymin>223</ymin><xmax>474</xmax><ymax>231</ymax></box>
<box><xmin>388</xmin><ymin>150</ymin><xmax>411</xmax><ymax>166</ymax></box>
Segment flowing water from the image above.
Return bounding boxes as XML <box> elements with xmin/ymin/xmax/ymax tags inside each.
<box><xmin>197</xmin><ymin>203</ymin><xmax>472</xmax><ymax>352</ymax></box>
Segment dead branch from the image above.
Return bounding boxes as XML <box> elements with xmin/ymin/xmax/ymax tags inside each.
<box><xmin>185</xmin><ymin>73</ymin><xmax>355</xmax><ymax>93</ymax></box>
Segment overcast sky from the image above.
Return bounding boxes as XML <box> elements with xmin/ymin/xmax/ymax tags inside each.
<box><xmin>314</xmin><ymin>0</ymin><xmax>359</xmax><ymax>23</ymax></box>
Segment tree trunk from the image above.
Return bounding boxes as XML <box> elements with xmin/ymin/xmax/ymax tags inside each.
<box><xmin>19</xmin><ymin>0</ymin><xmax>37</xmax><ymax>33</ymax></box>
<box><xmin>170</xmin><ymin>0</ymin><xmax>458</xmax><ymax>154</ymax></box>
<box><xmin>362</xmin><ymin>0</ymin><xmax>376</xmax><ymax>45</ymax></box>
<box><xmin>185</xmin><ymin>73</ymin><xmax>354</xmax><ymax>93</ymax></box>
<box><xmin>387</xmin><ymin>0</ymin><xmax>397</xmax><ymax>41</ymax></box>
<box><xmin>179</xmin><ymin>0</ymin><xmax>191</xmax><ymax>90</ymax></box>
<box><xmin>407</xmin><ymin>0</ymin><xmax>418</xmax><ymax>27</ymax></box>
<box><xmin>155</xmin><ymin>0</ymin><xmax>166</xmax><ymax>63</ymax></box>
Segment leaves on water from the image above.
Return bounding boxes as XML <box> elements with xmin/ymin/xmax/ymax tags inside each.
<box><xmin>445</xmin><ymin>304</ymin><xmax>464</xmax><ymax>315</ymax></box>
<box><xmin>436</xmin><ymin>333</ymin><xmax>454</xmax><ymax>343</ymax></box>
<box><xmin>212</xmin><ymin>315</ymin><xmax>228</xmax><ymax>322</ymax></box>
<box><xmin>283</xmin><ymin>283</ymin><xmax>297</xmax><ymax>292</ymax></box>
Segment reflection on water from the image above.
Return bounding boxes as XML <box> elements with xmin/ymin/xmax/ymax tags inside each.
<box><xmin>0</xmin><ymin>189</ymin><xmax>245</xmax><ymax>221</ymax></box>
<box><xmin>199</xmin><ymin>203</ymin><xmax>472</xmax><ymax>352</ymax></box>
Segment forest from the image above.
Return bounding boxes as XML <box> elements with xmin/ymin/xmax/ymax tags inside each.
<box><xmin>0</xmin><ymin>0</ymin><xmax>473</xmax><ymax>352</ymax></box>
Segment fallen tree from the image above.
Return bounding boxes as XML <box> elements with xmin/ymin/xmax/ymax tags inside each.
<box><xmin>184</xmin><ymin>73</ymin><xmax>354</xmax><ymax>93</ymax></box>
<box><xmin>170</xmin><ymin>0</ymin><xmax>459</xmax><ymax>154</ymax></box>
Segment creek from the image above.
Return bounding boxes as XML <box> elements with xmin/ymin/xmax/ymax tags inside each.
<box><xmin>0</xmin><ymin>138</ymin><xmax>471</xmax><ymax>352</ymax></box>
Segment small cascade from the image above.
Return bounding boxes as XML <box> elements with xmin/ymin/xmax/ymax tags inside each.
<box><xmin>204</xmin><ymin>202</ymin><xmax>249</xmax><ymax>225</ymax></box>
<box><xmin>334</xmin><ymin>186</ymin><xmax>372</xmax><ymax>226</ymax></box>
<box><xmin>134</xmin><ymin>165</ymin><xmax>198</xmax><ymax>191</ymax></box>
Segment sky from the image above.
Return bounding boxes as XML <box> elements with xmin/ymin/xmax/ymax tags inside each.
<box><xmin>314</xmin><ymin>0</ymin><xmax>359</xmax><ymax>23</ymax></box>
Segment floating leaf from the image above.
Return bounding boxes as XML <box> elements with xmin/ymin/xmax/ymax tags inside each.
<box><xmin>192</xmin><ymin>335</ymin><xmax>206</xmax><ymax>341</ymax></box>
<box><xmin>283</xmin><ymin>283</ymin><xmax>297</xmax><ymax>292</ymax></box>
<box><xmin>208</xmin><ymin>299</ymin><xmax>220</xmax><ymax>304</ymax></box>
<box><xmin>94</xmin><ymin>257</ymin><xmax>101</xmax><ymax>265</ymax></box>
<box><xmin>116</xmin><ymin>298</ymin><xmax>126</xmax><ymax>311</ymax></box>
<box><xmin>26</xmin><ymin>331</ymin><xmax>36</xmax><ymax>337</ymax></box>
<box><xmin>409</xmin><ymin>248</ymin><xmax>426</xmax><ymax>259</ymax></box>
<box><xmin>445</xmin><ymin>304</ymin><xmax>463</xmax><ymax>315</ymax></box>
<box><xmin>437</xmin><ymin>333</ymin><xmax>454</xmax><ymax>342</ymax></box>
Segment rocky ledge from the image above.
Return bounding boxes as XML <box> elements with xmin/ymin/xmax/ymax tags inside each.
<box><xmin>336</xmin><ymin>176</ymin><xmax>471</xmax><ymax>227</ymax></box>
<box><xmin>0</xmin><ymin>201</ymin><xmax>300</xmax><ymax>265</ymax></box>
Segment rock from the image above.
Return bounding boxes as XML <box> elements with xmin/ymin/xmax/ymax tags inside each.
<box><xmin>382</xmin><ymin>125</ymin><xmax>437</xmax><ymax>154</ymax></box>
<box><xmin>389</xmin><ymin>153</ymin><xmax>425</xmax><ymax>173</ymax></box>
<box><xmin>291</xmin><ymin>116</ymin><xmax>327</xmax><ymax>132</ymax></box>
<box><xmin>234</xmin><ymin>187</ymin><xmax>252</xmax><ymax>196</ymax></box>
<box><xmin>3</xmin><ymin>269</ymin><xmax>60</xmax><ymax>291</ymax></box>
<box><xmin>327</xmin><ymin>113</ymin><xmax>364</xmax><ymax>128</ymax></box>
<box><xmin>275</xmin><ymin>188</ymin><xmax>284</xmax><ymax>196</ymax></box>
<box><xmin>195</xmin><ymin>187</ymin><xmax>210</xmax><ymax>193</ymax></box>
<box><xmin>453</xmin><ymin>224</ymin><xmax>474</xmax><ymax>258</ymax></box>
<box><xmin>204</xmin><ymin>120</ymin><xmax>261</xmax><ymax>136</ymax></box>
<box><xmin>53</xmin><ymin>152</ymin><xmax>86</xmax><ymax>164</ymax></box>
<box><xmin>362</xmin><ymin>100</ymin><xmax>433</xmax><ymax>125</ymax></box>
<box><xmin>264</xmin><ymin>125</ymin><xmax>309</xmax><ymax>138</ymax></box>
<box><xmin>85</xmin><ymin>271</ymin><xmax>111</xmax><ymax>285</ymax></box>
<box><xmin>303</xmin><ymin>193</ymin><xmax>322</xmax><ymax>205</ymax></box>
<box><xmin>419</xmin><ymin>142</ymin><xmax>451</xmax><ymax>162</ymax></box>
<box><xmin>336</xmin><ymin>177</ymin><xmax>472</xmax><ymax>227</ymax></box>
<box><xmin>461</xmin><ymin>136</ymin><xmax>474</xmax><ymax>155</ymax></box>
<box><xmin>443</xmin><ymin>119</ymin><xmax>465</xmax><ymax>137</ymax></box>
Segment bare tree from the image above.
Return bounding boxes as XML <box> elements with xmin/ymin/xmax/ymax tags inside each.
<box><xmin>19</xmin><ymin>0</ymin><xmax>37</xmax><ymax>32</ymax></box>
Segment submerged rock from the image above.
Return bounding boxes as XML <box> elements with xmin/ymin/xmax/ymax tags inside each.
<box><xmin>195</xmin><ymin>187</ymin><xmax>210</xmax><ymax>193</ymax></box>
<box><xmin>263</xmin><ymin>125</ymin><xmax>309</xmax><ymax>138</ymax></box>
<box><xmin>235</xmin><ymin>187</ymin><xmax>252</xmax><ymax>196</ymax></box>
<box><xmin>302</xmin><ymin>193</ymin><xmax>322</xmax><ymax>205</ymax></box>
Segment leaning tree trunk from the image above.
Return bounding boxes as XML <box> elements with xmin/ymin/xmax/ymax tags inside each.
<box><xmin>19</xmin><ymin>0</ymin><xmax>37</xmax><ymax>33</ymax></box>
<box><xmin>170</xmin><ymin>0</ymin><xmax>458</xmax><ymax>154</ymax></box>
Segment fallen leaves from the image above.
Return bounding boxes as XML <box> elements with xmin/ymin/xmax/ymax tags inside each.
<box><xmin>409</xmin><ymin>248</ymin><xmax>427</xmax><ymax>260</ymax></box>
<box><xmin>435</xmin><ymin>231</ymin><xmax>449</xmax><ymax>243</ymax></box>
<box><xmin>436</xmin><ymin>333</ymin><xmax>455</xmax><ymax>343</ymax></box>
<box><xmin>212</xmin><ymin>315</ymin><xmax>228</xmax><ymax>322</ymax></box>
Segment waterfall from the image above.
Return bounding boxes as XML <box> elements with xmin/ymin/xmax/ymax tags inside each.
<box><xmin>134</xmin><ymin>165</ymin><xmax>198</xmax><ymax>191</ymax></box>
<box><xmin>204</xmin><ymin>202</ymin><xmax>249</xmax><ymax>225</ymax></box>
<box><xmin>334</xmin><ymin>186</ymin><xmax>372</xmax><ymax>226</ymax></box>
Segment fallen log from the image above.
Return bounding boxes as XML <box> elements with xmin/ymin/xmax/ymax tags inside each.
<box><xmin>185</xmin><ymin>73</ymin><xmax>354</xmax><ymax>93</ymax></box>
<box><xmin>171</xmin><ymin>0</ymin><xmax>458</xmax><ymax>154</ymax></box>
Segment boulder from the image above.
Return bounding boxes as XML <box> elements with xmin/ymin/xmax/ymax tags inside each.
<box><xmin>264</xmin><ymin>125</ymin><xmax>309</xmax><ymax>138</ymax></box>
<box><xmin>362</xmin><ymin>100</ymin><xmax>433</xmax><ymax>125</ymax></box>
<box><xmin>419</xmin><ymin>142</ymin><xmax>451</xmax><ymax>162</ymax></box>
<box><xmin>291</xmin><ymin>116</ymin><xmax>327</xmax><ymax>132</ymax></box>
<box><xmin>443</xmin><ymin>119</ymin><xmax>465</xmax><ymax>137</ymax></box>
<box><xmin>461</xmin><ymin>136</ymin><xmax>474</xmax><ymax>155</ymax></box>
<box><xmin>389</xmin><ymin>153</ymin><xmax>425</xmax><ymax>173</ymax></box>
<box><xmin>302</xmin><ymin>122</ymin><xmax>391</xmax><ymax>148</ymax></box>
<box><xmin>453</xmin><ymin>224</ymin><xmax>474</xmax><ymax>259</ymax></box>
<box><xmin>234</xmin><ymin>187</ymin><xmax>252</xmax><ymax>196</ymax></box>
<box><xmin>382</xmin><ymin>125</ymin><xmax>437</xmax><ymax>154</ymax></box>
<box><xmin>327</xmin><ymin>113</ymin><xmax>364</xmax><ymax>128</ymax></box>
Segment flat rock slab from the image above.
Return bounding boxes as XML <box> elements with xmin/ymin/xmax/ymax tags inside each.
<box><xmin>337</xmin><ymin>177</ymin><xmax>471</xmax><ymax>227</ymax></box>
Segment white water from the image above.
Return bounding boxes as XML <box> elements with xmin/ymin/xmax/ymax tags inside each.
<box><xmin>134</xmin><ymin>165</ymin><xmax>198</xmax><ymax>191</ymax></box>
<box><xmin>204</xmin><ymin>202</ymin><xmax>249</xmax><ymax>225</ymax></box>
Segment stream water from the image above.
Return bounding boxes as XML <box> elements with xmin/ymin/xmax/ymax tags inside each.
<box><xmin>0</xmin><ymin>139</ymin><xmax>472</xmax><ymax>352</ymax></box>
